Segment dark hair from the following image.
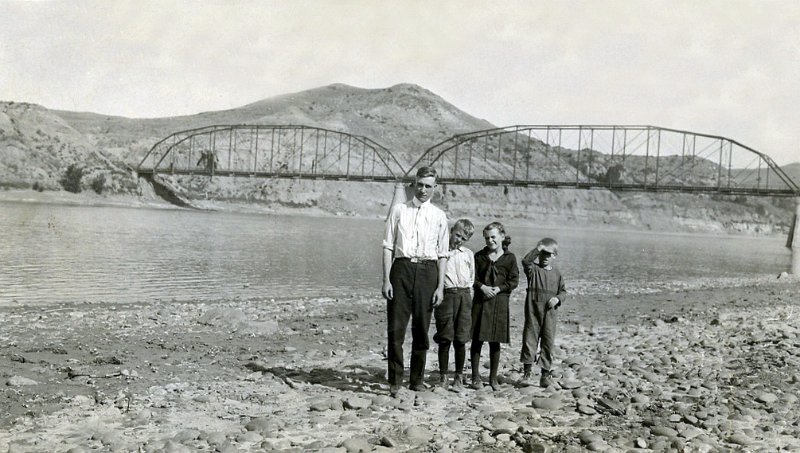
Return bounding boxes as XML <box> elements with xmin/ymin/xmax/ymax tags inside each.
<box><xmin>453</xmin><ymin>218</ymin><xmax>475</xmax><ymax>237</ymax></box>
<box><xmin>483</xmin><ymin>221</ymin><xmax>511</xmax><ymax>251</ymax></box>
<box><xmin>416</xmin><ymin>166</ymin><xmax>437</xmax><ymax>179</ymax></box>
<box><xmin>537</xmin><ymin>237</ymin><xmax>559</xmax><ymax>255</ymax></box>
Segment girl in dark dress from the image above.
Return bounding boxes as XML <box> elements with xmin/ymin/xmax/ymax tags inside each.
<box><xmin>470</xmin><ymin>222</ymin><xmax>519</xmax><ymax>390</ymax></box>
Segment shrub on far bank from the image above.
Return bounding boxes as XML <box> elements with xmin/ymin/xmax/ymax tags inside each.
<box><xmin>60</xmin><ymin>164</ymin><xmax>84</xmax><ymax>193</ymax></box>
<box><xmin>91</xmin><ymin>174</ymin><xmax>106</xmax><ymax>194</ymax></box>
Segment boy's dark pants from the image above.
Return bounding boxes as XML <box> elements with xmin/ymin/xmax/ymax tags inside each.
<box><xmin>387</xmin><ymin>258</ymin><xmax>437</xmax><ymax>387</ymax></box>
<box><xmin>434</xmin><ymin>288</ymin><xmax>472</xmax><ymax>374</ymax></box>
<box><xmin>520</xmin><ymin>293</ymin><xmax>557</xmax><ymax>371</ymax></box>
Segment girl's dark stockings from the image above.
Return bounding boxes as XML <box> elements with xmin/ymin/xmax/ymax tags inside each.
<box><xmin>471</xmin><ymin>340</ymin><xmax>502</xmax><ymax>390</ymax></box>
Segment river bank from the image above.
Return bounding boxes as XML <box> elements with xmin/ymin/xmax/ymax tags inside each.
<box><xmin>0</xmin><ymin>187</ymin><xmax>793</xmax><ymax>241</ymax></box>
<box><xmin>2</xmin><ymin>277</ymin><xmax>799</xmax><ymax>452</ymax></box>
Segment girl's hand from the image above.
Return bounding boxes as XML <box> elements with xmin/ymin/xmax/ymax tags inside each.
<box><xmin>481</xmin><ymin>285</ymin><xmax>499</xmax><ymax>298</ymax></box>
<box><xmin>547</xmin><ymin>297</ymin><xmax>560</xmax><ymax>310</ymax></box>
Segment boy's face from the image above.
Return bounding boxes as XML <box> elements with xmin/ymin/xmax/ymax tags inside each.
<box><xmin>537</xmin><ymin>249</ymin><xmax>556</xmax><ymax>267</ymax></box>
<box><xmin>414</xmin><ymin>176</ymin><xmax>436</xmax><ymax>203</ymax></box>
<box><xmin>450</xmin><ymin>225</ymin><xmax>471</xmax><ymax>249</ymax></box>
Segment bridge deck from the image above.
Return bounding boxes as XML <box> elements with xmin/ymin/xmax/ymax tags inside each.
<box><xmin>136</xmin><ymin>169</ymin><xmax>798</xmax><ymax>196</ymax></box>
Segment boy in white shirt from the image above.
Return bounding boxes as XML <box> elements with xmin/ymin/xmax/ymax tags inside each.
<box><xmin>433</xmin><ymin>219</ymin><xmax>475</xmax><ymax>390</ymax></box>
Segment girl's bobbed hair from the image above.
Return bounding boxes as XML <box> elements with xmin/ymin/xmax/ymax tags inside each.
<box><xmin>483</xmin><ymin>221</ymin><xmax>511</xmax><ymax>251</ymax></box>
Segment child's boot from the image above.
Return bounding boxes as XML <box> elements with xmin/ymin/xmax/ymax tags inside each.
<box><xmin>489</xmin><ymin>349</ymin><xmax>501</xmax><ymax>391</ymax></box>
<box><xmin>452</xmin><ymin>373</ymin><xmax>464</xmax><ymax>391</ymax></box>
<box><xmin>470</xmin><ymin>352</ymin><xmax>483</xmax><ymax>389</ymax></box>
<box><xmin>540</xmin><ymin>369</ymin><xmax>555</xmax><ymax>388</ymax></box>
<box><xmin>437</xmin><ymin>345</ymin><xmax>450</xmax><ymax>390</ymax></box>
<box><xmin>519</xmin><ymin>363</ymin><xmax>533</xmax><ymax>387</ymax></box>
<box><xmin>438</xmin><ymin>372</ymin><xmax>449</xmax><ymax>390</ymax></box>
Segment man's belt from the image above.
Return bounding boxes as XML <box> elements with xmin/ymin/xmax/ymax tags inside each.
<box><xmin>397</xmin><ymin>257</ymin><xmax>436</xmax><ymax>264</ymax></box>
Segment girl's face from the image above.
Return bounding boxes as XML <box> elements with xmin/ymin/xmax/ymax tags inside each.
<box><xmin>483</xmin><ymin>228</ymin><xmax>504</xmax><ymax>252</ymax></box>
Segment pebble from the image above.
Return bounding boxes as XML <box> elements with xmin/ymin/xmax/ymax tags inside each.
<box><xmin>726</xmin><ymin>433</ymin><xmax>753</xmax><ymax>446</ymax></box>
<box><xmin>343</xmin><ymin>396</ymin><xmax>371</xmax><ymax>410</ymax></box>
<box><xmin>578</xmin><ymin>430</ymin><xmax>604</xmax><ymax>445</ymax></box>
<box><xmin>173</xmin><ymin>429</ymin><xmax>200</xmax><ymax>442</ymax></box>
<box><xmin>650</xmin><ymin>426</ymin><xmax>679</xmax><ymax>439</ymax></box>
<box><xmin>756</xmin><ymin>392</ymin><xmax>778</xmax><ymax>405</ymax></box>
<box><xmin>6</xmin><ymin>375</ymin><xmax>38</xmax><ymax>386</ymax></box>
<box><xmin>309</xmin><ymin>399</ymin><xmax>333</xmax><ymax>411</ymax></box>
<box><xmin>406</xmin><ymin>425</ymin><xmax>433</xmax><ymax>445</ymax></box>
<box><xmin>491</xmin><ymin>418</ymin><xmax>518</xmax><ymax>435</ymax></box>
<box><xmin>244</xmin><ymin>417</ymin><xmax>275</xmax><ymax>434</ymax></box>
<box><xmin>531</xmin><ymin>397</ymin><xmax>561</xmax><ymax>411</ymax></box>
<box><xmin>559</xmin><ymin>379</ymin><xmax>582</xmax><ymax>389</ymax></box>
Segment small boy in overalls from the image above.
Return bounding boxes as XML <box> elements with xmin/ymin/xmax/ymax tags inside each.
<box><xmin>433</xmin><ymin>219</ymin><xmax>475</xmax><ymax>390</ymax></box>
<box><xmin>520</xmin><ymin>237</ymin><xmax>567</xmax><ymax>388</ymax></box>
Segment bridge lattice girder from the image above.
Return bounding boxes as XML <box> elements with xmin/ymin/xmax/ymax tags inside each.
<box><xmin>406</xmin><ymin>125</ymin><xmax>799</xmax><ymax>196</ymax></box>
<box><xmin>137</xmin><ymin>124</ymin><xmax>799</xmax><ymax>197</ymax></box>
<box><xmin>137</xmin><ymin>125</ymin><xmax>405</xmax><ymax>181</ymax></box>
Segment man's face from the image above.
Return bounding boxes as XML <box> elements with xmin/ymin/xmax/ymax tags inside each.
<box><xmin>414</xmin><ymin>176</ymin><xmax>436</xmax><ymax>203</ymax></box>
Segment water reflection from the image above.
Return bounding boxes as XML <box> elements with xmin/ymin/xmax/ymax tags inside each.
<box><xmin>0</xmin><ymin>201</ymin><xmax>790</xmax><ymax>306</ymax></box>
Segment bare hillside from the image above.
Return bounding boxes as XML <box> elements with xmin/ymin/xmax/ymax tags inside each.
<box><xmin>0</xmin><ymin>84</ymin><xmax>797</xmax><ymax>234</ymax></box>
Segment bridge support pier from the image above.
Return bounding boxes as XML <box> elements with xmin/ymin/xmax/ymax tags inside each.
<box><xmin>792</xmin><ymin>197</ymin><xmax>800</xmax><ymax>275</ymax></box>
<box><xmin>386</xmin><ymin>182</ymin><xmax>409</xmax><ymax>220</ymax></box>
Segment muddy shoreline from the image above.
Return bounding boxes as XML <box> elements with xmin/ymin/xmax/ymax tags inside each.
<box><xmin>2</xmin><ymin>278</ymin><xmax>799</xmax><ymax>452</ymax></box>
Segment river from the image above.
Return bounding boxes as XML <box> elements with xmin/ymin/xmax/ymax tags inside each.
<box><xmin>0</xmin><ymin>201</ymin><xmax>791</xmax><ymax>306</ymax></box>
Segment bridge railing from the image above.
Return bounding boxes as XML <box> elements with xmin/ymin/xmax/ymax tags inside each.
<box><xmin>407</xmin><ymin>125</ymin><xmax>799</xmax><ymax>196</ymax></box>
<box><xmin>137</xmin><ymin>125</ymin><xmax>405</xmax><ymax>180</ymax></box>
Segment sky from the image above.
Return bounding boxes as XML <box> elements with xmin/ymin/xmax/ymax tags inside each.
<box><xmin>1</xmin><ymin>0</ymin><xmax>798</xmax><ymax>165</ymax></box>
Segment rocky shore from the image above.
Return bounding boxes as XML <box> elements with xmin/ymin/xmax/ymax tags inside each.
<box><xmin>2</xmin><ymin>277</ymin><xmax>799</xmax><ymax>452</ymax></box>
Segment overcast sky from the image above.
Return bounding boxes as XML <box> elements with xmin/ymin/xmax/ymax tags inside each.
<box><xmin>1</xmin><ymin>0</ymin><xmax>798</xmax><ymax>165</ymax></box>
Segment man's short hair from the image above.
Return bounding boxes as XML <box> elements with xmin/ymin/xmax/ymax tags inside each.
<box><xmin>416</xmin><ymin>166</ymin><xmax>437</xmax><ymax>179</ymax></box>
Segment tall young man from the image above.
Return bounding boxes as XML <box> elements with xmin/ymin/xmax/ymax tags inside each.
<box><xmin>382</xmin><ymin>166</ymin><xmax>449</xmax><ymax>396</ymax></box>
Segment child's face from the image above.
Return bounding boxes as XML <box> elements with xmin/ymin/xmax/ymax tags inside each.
<box><xmin>538</xmin><ymin>249</ymin><xmax>556</xmax><ymax>267</ymax></box>
<box><xmin>483</xmin><ymin>228</ymin><xmax>504</xmax><ymax>252</ymax></box>
<box><xmin>450</xmin><ymin>225</ymin><xmax>471</xmax><ymax>249</ymax></box>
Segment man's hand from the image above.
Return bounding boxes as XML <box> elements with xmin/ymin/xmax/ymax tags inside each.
<box><xmin>547</xmin><ymin>297</ymin><xmax>560</xmax><ymax>310</ymax></box>
<box><xmin>432</xmin><ymin>287</ymin><xmax>444</xmax><ymax>308</ymax></box>
<box><xmin>382</xmin><ymin>281</ymin><xmax>393</xmax><ymax>301</ymax></box>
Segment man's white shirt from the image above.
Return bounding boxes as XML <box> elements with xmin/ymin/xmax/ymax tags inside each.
<box><xmin>383</xmin><ymin>197</ymin><xmax>449</xmax><ymax>261</ymax></box>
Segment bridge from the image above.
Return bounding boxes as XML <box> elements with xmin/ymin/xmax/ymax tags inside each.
<box><xmin>136</xmin><ymin>124</ymin><xmax>799</xmax><ymax>197</ymax></box>
<box><xmin>136</xmin><ymin>125</ymin><xmax>405</xmax><ymax>182</ymax></box>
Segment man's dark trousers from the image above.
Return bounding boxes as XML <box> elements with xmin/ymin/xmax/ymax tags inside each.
<box><xmin>387</xmin><ymin>258</ymin><xmax>437</xmax><ymax>388</ymax></box>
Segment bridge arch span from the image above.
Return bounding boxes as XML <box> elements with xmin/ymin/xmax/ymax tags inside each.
<box><xmin>137</xmin><ymin>124</ymin><xmax>405</xmax><ymax>181</ymax></box>
<box><xmin>407</xmin><ymin>125</ymin><xmax>799</xmax><ymax>197</ymax></box>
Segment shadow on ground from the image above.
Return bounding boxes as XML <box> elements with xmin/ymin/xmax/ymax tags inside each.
<box><xmin>245</xmin><ymin>362</ymin><xmax>388</xmax><ymax>394</ymax></box>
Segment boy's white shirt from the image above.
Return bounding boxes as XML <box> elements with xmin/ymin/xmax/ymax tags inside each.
<box><xmin>444</xmin><ymin>245</ymin><xmax>475</xmax><ymax>289</ymax></box>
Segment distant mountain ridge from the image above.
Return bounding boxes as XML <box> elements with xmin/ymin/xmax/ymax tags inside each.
<box><xmin>0</xmin><ymin>83</ymin><xmax>797</xmax><ymax>234</ymax></box>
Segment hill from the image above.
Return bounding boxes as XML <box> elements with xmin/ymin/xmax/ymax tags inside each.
<box><xmin>0</xmin><ymin>84</ymin><xmax>797</xmax><ymax>235</ymax></box>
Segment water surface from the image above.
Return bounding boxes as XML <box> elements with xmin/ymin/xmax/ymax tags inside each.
<box><xmin>0</xmin><ymin>201</ymin><xmax>791</xmax><ymax>306</ymax></box>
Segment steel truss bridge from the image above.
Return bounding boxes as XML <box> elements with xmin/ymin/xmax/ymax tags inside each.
<box><xmin>137</xmin><ymin>124</ymin><xmax>799</xmax><ymax>197</ymax></box>
<box><xmin>136</xmin><ymin>125</ymin><xmax>405</xmax><ymax>182</ymax></box>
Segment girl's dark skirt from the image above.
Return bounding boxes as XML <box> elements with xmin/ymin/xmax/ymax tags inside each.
<box><xmin>471</xmin><ymin>293</ymin><xmax>510</xmax><ymax>343</ymax></box>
